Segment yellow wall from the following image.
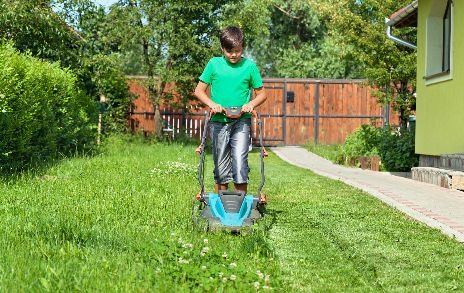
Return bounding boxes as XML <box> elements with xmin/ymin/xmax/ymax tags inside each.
<box><xmin>416</xmin><ymin>0</ymin><xmax>464</xmax><ymax>155</ymax></box>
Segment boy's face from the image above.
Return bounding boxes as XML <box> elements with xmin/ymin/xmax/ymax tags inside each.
<box><xmin>222</xmin><ymin>45</ymin><xmax>243</xmax><ymax>64</ymax></box>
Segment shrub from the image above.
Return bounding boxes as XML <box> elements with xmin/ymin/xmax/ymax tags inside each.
<box><xmin>340</xmin><ymin>123</ymin><xmax>418</xmax><ymax>172</ymax></box>
<box><xmin>341</xmin><ymin>124</ymin><xmax>381</xmax><ymax>165</ymax></box>
<box><xmin>378</xmin><ymin>126</ymin><xmax>419</xmax><ymax>172</ymax></box>
<box><xmin>0</xmin><ymin>42</ymin><xmax>97</xmax><ymax>173</ymax></box>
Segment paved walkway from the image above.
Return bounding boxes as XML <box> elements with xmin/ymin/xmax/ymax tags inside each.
<box><xmin>271</xmin><ymin>146</ymin><xmax>464</xmax><ymax>242</ymax></box>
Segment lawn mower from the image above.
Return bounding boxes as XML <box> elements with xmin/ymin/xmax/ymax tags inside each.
<box><xmin>192</xmin><ymin>108</ymin><xmax>268</xmax><ymax>232</ymax></box>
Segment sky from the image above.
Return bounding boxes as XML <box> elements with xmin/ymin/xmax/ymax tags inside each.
<box><xmin>93</xmin><ymin>0</ymin><xmax>118</xmax><ymax>8</ymax></box>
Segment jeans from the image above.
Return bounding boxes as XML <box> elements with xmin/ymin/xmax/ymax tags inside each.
<box><xmin>210</xmin><ymin>118</ymin><xmax>251</xmax><ymax>184</ymax></box>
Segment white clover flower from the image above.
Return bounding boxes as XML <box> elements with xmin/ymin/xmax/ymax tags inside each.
<box><xmin>201</xmin><ymin>246</ymin><xmax>209</xmax><ymax>253</ymax></box>
<box><xmin>230</xmin><ymin>274</ymin><xmax>237</xmax><ymax>281</ymax></box>
<box><xmin>263</xmin><ymin>285</ymin><xmax>271</xmax><ymax>290</ymax></box>
<box><xmin>150</xmin><ymin>167</ymin><xmax>163</xmax><ymax>175</ymax></box>
<box><xmin>264</xmin><ymin>274</ymin><xmax>270</xmax><ymax>283</ymax></box>
<box><xmin>222</xmin><ymin>252</ymin><xmax>228</xmax><ymax>259</ymax></box>
<box><xmin>218</xmin><ymin>272</ymin><xmax>224</xmax><ymax>278</ymax></box>
<box><xmin>229</xmin><ymin>262</ymin><xmax>237</xmax><ymax>268</ymax></box>
<box><xmin>257</xmin><ymin>271</ymin><xmax>264</xmax><ymax>279</ymax></box>
<box><xmin>209</xmin><ymin>277</ymin><xmax>214</xmax><ymax>280</ymax></box>
<box><xmin>182</xmin><ymin>243</ymin><xmax>194</xmax><ymax>249</ymax></box>
<box><xmin>253</xmin><ymin>282</ymin><xmax>260</xmax><ymax>289</ymax></box>
<box><xmin>222</xmin><ymin>277</ymin><xmax>228</xmax><ymax>283</ymax></box>
<box><xmin>159</xmin><ymin>161</ymin><xmax>196</xmax><ymax>176</ymax></box>
<box><xmin>201</xmin><ymin>265</ymin><xmax>207</xmax><ymax>270</ymax></box>
<box><xmin>203</xmin><ymin>238</ymin><xmax>209</xmax><ymax>244</ymax></box>
<box><xmin>177</xmin><ymin>257</ymin><xmax>189</xmax><ymax>264</ymax></box>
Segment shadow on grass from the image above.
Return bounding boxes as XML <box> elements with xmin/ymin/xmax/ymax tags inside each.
<box><xmin>0</xmin><ymin>147</ymin><xmax>100</xmax><ymax>183</ymax></box>
<box><xmin>0</xmin><ymin>132</ymin><xmax>202</xmax><ymax>183</ymax></box>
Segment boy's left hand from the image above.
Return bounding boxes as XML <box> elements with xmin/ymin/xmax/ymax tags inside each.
<box><xmin>241</xmin><ymin>102</ymin><xmax>254</xmax><ymax>113</ymax></box>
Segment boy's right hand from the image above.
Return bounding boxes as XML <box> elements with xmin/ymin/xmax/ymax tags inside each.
<box><xmin>210</xmin><ymin>103</ymin><xmax>223</xmax><ymax>114</ymax></box>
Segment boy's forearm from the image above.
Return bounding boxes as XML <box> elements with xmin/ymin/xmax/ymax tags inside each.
<box><xmin>194</xmin><ymin>83</ymin><xmax>215</xmax><ymax>108</ymax></box>
<box><xmin>195</xmin><ymin>91</ymin><xmax>214</xmax><ymax>108</ymax></box>
<box><xmin>250</xmin><ymin>88</ymin><xmax>266</xmax><ymax>108</ymax></box>
<box><xmin>194</xmin><ymin>83</ymin><xmax>223</xmax><ymax>113</ymax></box>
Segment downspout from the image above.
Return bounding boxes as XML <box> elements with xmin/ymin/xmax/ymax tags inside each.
<box><xmin>385</xmin><ymin>0</ymin><xmax>418</xmax><ymax>50</ymax></box>
<box><xmin>385</xmin><ymin>19</ymin><xmax>417</xmax><ymax>50</ymax></box>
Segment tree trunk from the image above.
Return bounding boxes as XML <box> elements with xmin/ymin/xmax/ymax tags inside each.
<box><xmin>154</xmin><ymin>105</ymin><xmax>163</xmax><ymax>137</ymax></box>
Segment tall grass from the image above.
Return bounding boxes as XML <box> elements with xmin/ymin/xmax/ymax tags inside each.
<box><xmin>0</xmin><ymin>136</ymin><xmax>280</xmax><ymax>291</ymax></box>
<box><xmin>1</xmin><ymin>135</ymin><xmax>463</xmax><ymax>291</ymax></box>
<box><xmin>305</xmin><ymin>143</ymin><xmax>343</xmax><ymax>164</ymax></box>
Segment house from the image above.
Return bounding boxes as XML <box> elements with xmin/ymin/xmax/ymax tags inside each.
<box><xmin>386</xmin><ymin>0</ymin><xmax>464</xmax><ymax>189</ymax></box>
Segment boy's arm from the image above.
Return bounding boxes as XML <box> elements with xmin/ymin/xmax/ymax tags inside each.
<box><xmin>194</xmin><ymin>81</ymin><xmax>223</xmax><ymax>113</ymax></box>
<box><xmin>242</xmin><ymin>87</ymin><xmax>266</xmax><ymax>113</ymax></box>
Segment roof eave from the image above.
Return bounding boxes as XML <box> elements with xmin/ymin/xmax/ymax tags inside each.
<box><xmin>386</xmin><ymin>0</ymin><xmax>418</xmax><ymax>28</ymax></box>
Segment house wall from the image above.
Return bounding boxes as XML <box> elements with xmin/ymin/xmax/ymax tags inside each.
<box><xmin>416</xmin><ymin>0</ymin><xmax>464</xmax><ymax>155</ymax></box>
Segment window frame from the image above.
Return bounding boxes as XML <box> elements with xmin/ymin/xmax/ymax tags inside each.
<box><xmin>424</xmin><ymin>0</ymin><xmax>453</xmax><ymax>85</ymax></box>
<box><xmin>442</xmin><ymin>0</ymin><xmax>451</xmax><ymax>73</ymax></box>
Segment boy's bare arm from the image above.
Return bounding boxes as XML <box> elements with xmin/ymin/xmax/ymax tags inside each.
<box><xmin>242</xmin><ymin>87</ymin><xmax>266</xmax><ymax>112</ymax></box>
<box><xmin>194</xmin><ymin>81</ymin><xmax>223</xmax><ymax>113</ymax></box>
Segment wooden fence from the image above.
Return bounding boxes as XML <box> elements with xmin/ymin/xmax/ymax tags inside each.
<box><xmin>127</xmin><ymin>77</ymin><xmax>399</xmax><ymax>145</ymax></box>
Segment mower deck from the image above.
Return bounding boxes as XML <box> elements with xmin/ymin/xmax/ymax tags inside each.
<box><xmin>199</xmin><ymin>191</ymin><xmax>262</xmax><ymax>229</ymax></box>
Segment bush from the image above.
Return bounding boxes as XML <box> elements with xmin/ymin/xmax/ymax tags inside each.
<box><xmin>378</xmin><ymin>126</ymin><xmax>419</xmax><ymax>172</ymax></box>
<box><xmin>341</xmin><ymin>124</ymin><xmax>380</xmax><ymax>165</ymax></box>
<box><xmin>340</xmin><ymin>123</ymin><xmax>418</xmax><ymax>172</ymax></box>
<box><xmin>0</xmin><ymin>42</ymin><xmax>97</xmax><ymax>173</ymax></box>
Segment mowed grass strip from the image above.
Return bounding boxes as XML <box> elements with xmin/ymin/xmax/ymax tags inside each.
<box><xmin>1</xmin><ymin>136</ymin><xmax>463</xmax><ymax>292</ymax></box>
<box><xmin>265</xmin><ymin>152</ymin><xmax>464</xmax><ymax>292</ymax></box>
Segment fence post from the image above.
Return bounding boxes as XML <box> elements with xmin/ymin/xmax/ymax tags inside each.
<box><xmin>314</xmin><ymin>82</ymin><xmax>320</xmax><ymax>144</ymax></box>
<box><xmin>383</xmin><ymin>103</ymin><xmax>390</xmax><ymax>127</ymax></box>
<box><xmin>282</xmin><ymin>79</ymin><xmax>287</xmax><ymax>145</ymax></box>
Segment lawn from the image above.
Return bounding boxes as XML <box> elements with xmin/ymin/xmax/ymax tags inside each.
<box><xmin>1</xmin><ymin>136</ymin><xmax>463</xmax><ymax>292</ymax></box>
<box><xmin>305</xmin><ymin>143</ymin><xmax>342</xmax><ymax>164</ymax></box>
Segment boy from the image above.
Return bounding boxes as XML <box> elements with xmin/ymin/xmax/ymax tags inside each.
<box><xmin>194</xmin><ymin>26</ymin><xmax>266</xmax><ymax>194</ymax></box>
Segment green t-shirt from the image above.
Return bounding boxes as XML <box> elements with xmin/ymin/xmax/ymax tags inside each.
<box><xmin>199</xmin><ymin>56</ymin><xmax>263</xmax><ymax>122</ymax></box>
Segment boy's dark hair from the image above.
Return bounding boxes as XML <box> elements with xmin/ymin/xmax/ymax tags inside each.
<box><xmin>220</xmin><ymin>26</ymin><xmax>245</xmax><ymax>50</ymax></box>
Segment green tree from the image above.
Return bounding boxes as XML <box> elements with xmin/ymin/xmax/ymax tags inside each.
<box><xmin>97</xmin><ymin>0</ymin><xmax>228</xmax><ymax>136</ymax></box>
<box><xmin>313</xmin><ymin>0</ymin><xmax>417</xmax><ymax>126</ymax></box>
<box><xmin>52</xmin><ymin>0</ymin><xmax>133</xmax><ymax>134</ymax></box>
<box><xmin>221</xmin><ymin>0</ymin><xmax>362</xmax><ymax>79</ymax></box>
<box><xmin>0</xmin><ymin>0</ymin><xmax>83</xmax><ymax>69</ymax></box>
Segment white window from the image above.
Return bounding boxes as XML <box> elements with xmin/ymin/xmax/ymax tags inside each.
<box><xmin>425</xmin><ymin>0</ymin><xmax>453</xmax><ymax>84</ymax></box>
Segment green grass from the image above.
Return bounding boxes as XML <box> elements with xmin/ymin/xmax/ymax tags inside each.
<box><xmin>1</xmin><ymin>136</ymin><xmax>463</xmax><ymax>292</ymax></box>
<box><xmin>305</xmin><ymin>143</ymin><xmax>343</xmax><ymax>164</ymax></box>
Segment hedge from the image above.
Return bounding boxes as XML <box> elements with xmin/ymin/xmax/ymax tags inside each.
<box><xmin>0</xmin><ymin>42</ymin><xmax>97</xmax><ymax>173</ymax></box>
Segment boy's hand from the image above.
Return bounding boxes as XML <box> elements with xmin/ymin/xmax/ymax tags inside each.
<box><xmin>241</xmin><ymin>102</ymin><xmax>254</xmax><ymax>113</ymax></box>
<box><xmin>210</xmin><ymin>103</ymin><xmax>223</xmax><ymax>113</ymax></box>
